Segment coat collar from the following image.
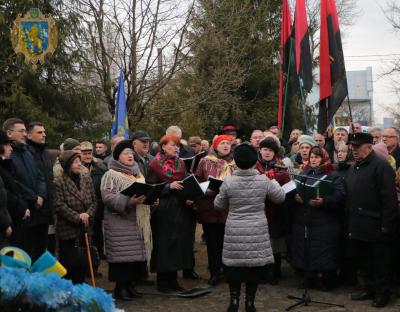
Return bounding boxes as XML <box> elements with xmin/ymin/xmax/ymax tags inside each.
<box><xmin>233</xmin><ymin>168</ymin><xmax>259</xmax><ymax>176</ymax></box>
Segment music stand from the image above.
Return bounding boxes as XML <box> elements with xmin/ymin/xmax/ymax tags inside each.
<box><xmin>284</xmin><ymin>174</ymin><xmax>344</xmax><ymax>311</ymax></box>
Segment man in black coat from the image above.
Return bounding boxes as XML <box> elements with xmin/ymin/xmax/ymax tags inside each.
<box><xmin>345</xmin><ymin>133</ymin><xmax>398</xmax><ymax>308</ymax></box>
<box><xmin>3</xmin><ymin>118</ymin><xmax>48</xmax><ymax>261</ymax></box>
<box><xmin>27</xmin><ymin>122</ymin><xmax>56</xmax><ymax>254</ymax></box>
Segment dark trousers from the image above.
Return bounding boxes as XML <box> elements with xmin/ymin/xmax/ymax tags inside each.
<box><xmin>350</xmin><ymin>239</ymin><xmax>393</xmax><ymax>295</ymax></box>
<box><xmin>203</xmin><ymin>223</ymin><xmax>225</xmax><ymax>276</ymax></box>
<box><xmin>59</xmin><ymin>239</ymin><xmax>86</xmax><ymax>284</ymax></box>
<box><xmin>12</xmin><ymin>224</ymin><xmax>48</xmax><ymax>262</ymax></box>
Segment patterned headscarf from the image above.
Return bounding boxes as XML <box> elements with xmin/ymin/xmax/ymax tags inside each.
<box><xmin>150</xmin><ymin>152</ymin><xmax>186</xmax><ymax>183</ymax></box>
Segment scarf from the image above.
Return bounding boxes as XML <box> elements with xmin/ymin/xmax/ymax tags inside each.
<box><xmin>150</xmin><ymin>152</ymin><xmax>185</xmax><ymax>183</ymax></box>
<box><xmin>204</xmin><ymin>152</ymin><xmax>235</xmax><ymax>179</ymax></box>
<box><xmin>101</xmin><ymin>158</ymin><xmax>152</xmax><ymax>266</ymax></box>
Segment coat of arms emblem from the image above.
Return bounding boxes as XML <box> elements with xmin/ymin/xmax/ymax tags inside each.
<box><xmin>11</xmin><ymin>8</ymin><xmax>58</xmax><ymax>70</ymax></box>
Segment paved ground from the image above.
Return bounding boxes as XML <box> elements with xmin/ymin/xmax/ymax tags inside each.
<box><xmin>96</xmin><ymin>227</ymin><xmax>400</xmax><ymax>312</ymax></box>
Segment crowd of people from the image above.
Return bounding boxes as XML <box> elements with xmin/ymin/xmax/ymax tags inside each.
<box><xmin>0</xmin><ymin>117</ymin><xmax>400</xmax><ymax>311</ymax></box>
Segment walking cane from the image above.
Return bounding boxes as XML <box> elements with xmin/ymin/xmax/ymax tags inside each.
<box><xmin>83</xmin><ymin>224</ymin><xmax>96</xmax><ymax>287</ymax></box>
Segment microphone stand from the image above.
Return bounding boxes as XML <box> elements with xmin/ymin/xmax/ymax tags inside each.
<box><xmin>274</xmin><ymin>168</ymin><xmax>344</xmax><ymax>311</ymax></box>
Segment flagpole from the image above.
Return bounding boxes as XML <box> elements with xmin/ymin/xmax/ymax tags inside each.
<box><xmin>282</xmin><ymin>38</ymin><xmax>294</xmax><ymax>136</ymax></box>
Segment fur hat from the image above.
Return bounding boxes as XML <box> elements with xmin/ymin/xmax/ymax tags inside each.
<box><xmin>113</xmin><ymin>140</ymin><xmax>133</xmax><ymax>160</ymax></box>
<box><xmin>59</xmin><ymin>150</ymin><xmax>80</xmax><ymax>172</ymax></box>
<box><xmin>259</xmin><ymin>137</ymin><xmax>279</xmax><ymax>154</ymax></box>
<box><xmin>234</xmin><ymin>143</ymin><xmax>258</xmax><ymax>169</ymax></box>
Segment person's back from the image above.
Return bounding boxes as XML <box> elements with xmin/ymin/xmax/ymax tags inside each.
<box><xmin>214</xmin><ymin>143</ymin><xmax>285</xmax><ymax>312</ymax></box>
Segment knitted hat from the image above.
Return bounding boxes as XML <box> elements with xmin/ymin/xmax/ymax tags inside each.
<box><xmin>63</xmin><ymin>138</ymin><xmax>80</xmax><ymax>151</ymax></box>
<box><xmin>212</xmin><ymin>135</ymin><xmax>232</xmax><ymax>150</ymax></box>
<box><xmin>259</xmin><ymin>137</ymin><xmax>279</xmax><ymax>154</ymax></box>
<box><xmin>298</xmin><ymin>135</ymin><xmax>316</xmax><ymax>148</ymax></box>
<box><xmin>80</xmin><ymin>141</ymin><xmax>93</xmax><ymax>151</ymax></box>
<box><xmin>234</xmin><ymin>143</ymin><xmax>258</xmax><ymax>169</ymax></box>
<box><xmin>0</xmin><ymin>131</ymin><xmax>12</xmax><ymax>145</ymax></box>
<box><xmin>113</xmin><ymin>139</ymin><xmax>133</xmax><ymax>160</ymax></box>
<box><xmin>59</xmin><ymin>150</ymin><xmax>80</xmax><ymax>172</ymax></box>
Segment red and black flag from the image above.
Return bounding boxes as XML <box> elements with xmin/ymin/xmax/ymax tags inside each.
<box><xmin>294</xmin><ymin>0</ymin><xmax>313</xmax><ymax>92</ymax></box>
<box><xmin>318</xmin><ymin>0</ymin><xmax>348</xmax><ymax>133</ymax></box>
<box><xmin>278</xmin><ymin>0</ymin><xmax>297</xmax><ymax>139</ymax></box>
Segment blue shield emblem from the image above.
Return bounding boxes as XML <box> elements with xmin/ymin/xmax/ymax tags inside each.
<box><xmin>21</xmin><ymin>21</ymin><xmax>49</xmax><ymax>55</ymax></box>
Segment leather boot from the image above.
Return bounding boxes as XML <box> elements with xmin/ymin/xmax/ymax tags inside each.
<box><xmin>245</xmin><ymin>282</ymin><xmax>258</xmax><ymax>312</ymax></box>
<box><xmin>227</xmin><ymin>282</ymin><xmax>241</xmax><ymax>312</ymax></box>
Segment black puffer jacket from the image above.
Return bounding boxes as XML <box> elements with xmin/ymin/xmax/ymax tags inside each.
<box><xmin>292</xmin><ymin>165</ymin><xmax>346</xmax><ymax>271</ymax></box>
<box><xmin>0</xmin><ymin>158</ymin><xmax>29</xmax><ymax>226</ymax></box>
<box><xmin>0</xmin><ymin>175</ymin><xmax>12</xmax><ymax>242</ymax></box>
<box><xmin>344</xmin><ymin>151</ymin><xmax>398</xmax><ymax>242</ymax></box>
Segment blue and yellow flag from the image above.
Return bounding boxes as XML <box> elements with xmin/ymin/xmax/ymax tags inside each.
<box><xmin>111</xmin><ymin>70</ymin><xmax>129</xmax><ymax>139</ymax></box>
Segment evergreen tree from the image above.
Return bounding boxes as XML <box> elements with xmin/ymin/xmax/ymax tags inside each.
<box><xmin>0</xmin><ymin>0</ymin><xmax>108</xmax><ymax>146</ymax></box>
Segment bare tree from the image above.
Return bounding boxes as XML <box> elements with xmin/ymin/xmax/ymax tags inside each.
<box><xmin>63</xmin><ymin>0</ymin><xmax>195</xmax><ymax>125</ymax></box>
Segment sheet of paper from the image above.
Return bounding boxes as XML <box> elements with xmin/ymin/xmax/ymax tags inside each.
<box><xmin>199</xmin><ymin>181</ymin><xmax>210</xmax><ymax>193</ymax></box>
<box><xmin>281</xmin><ymin>180</ymin><xmax>296</xmax><ymax>194</ymax></box>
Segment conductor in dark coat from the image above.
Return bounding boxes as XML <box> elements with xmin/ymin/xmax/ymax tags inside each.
<box><xmin>345</xmin><ymin>133</ymin><xmax>398</xmax><ymax>308</ymax></box>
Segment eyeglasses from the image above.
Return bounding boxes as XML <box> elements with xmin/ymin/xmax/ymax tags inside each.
<box><xmin>382</xmin><ymin>135</ymin><xmax>398</xmax><ymax>139</ymax></box>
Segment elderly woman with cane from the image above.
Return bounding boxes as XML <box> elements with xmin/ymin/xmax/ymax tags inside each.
<box><xmin>55</xmin><ymin>150</ymin><xmax>97</xmax><ymax>284</ymax></box>
<box><xmin>101</xmin><ymin>140</ymin><xmax>153</xmax><ymax>301</ymax></box>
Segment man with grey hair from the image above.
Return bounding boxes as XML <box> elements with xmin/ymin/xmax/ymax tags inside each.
<box><xmin>369</xmin><ymin>127</ymin><xmax>382</xmax><ymax>145</ymax></box>
<box><xmin>382</xmin><ymin>127</ymin><xmax>400</xmax><ymax>169</ymax></box>
<box><xmin>165</xmin><ymin>125</ymin><xmax>195</xmax><ymax>158</ymax></box>
<box><xmin>250</xmin><ymin>130</ymin><xmax>264</xmax><ymax>149</ymax></box>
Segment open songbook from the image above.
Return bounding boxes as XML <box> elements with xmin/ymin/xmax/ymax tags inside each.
<box><xmin>207</xmin><ymin>176</ymin><xmax>224</xmax><ymax>193</ymax></box>
<box><xmin>181</xmin><ymin>151</ymin><xmax>207</xmax><ymax>173</ymax></box>
<box><xmin>177</xmin><ymin>174</ymin><xmax>210</xmax><ymax>200</ymax></box>
<box><xmin>120</xmin><ymin>182</ymin><xmax>166</xmax><ymax>205</ymax></box>
<box><xmin>294</xmin><ymin>175</ymin><xmax>333</xmax><ymax>203</ymax></box>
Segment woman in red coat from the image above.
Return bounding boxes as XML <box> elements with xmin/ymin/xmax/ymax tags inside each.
<box><xmin>256</xmin><ymin>137</ymin><xmax>290</xmax><ymax>284</ymax></box>
<box><xmin>195</xmin><ymin>135</ymin><xmax>235</xmax><ymax>286</ymax></box>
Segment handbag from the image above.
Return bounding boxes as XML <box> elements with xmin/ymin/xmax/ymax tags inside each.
<box><xmin>71</xmin><ymin>227</ymin><xmax>100</xmax><ymax>270</ymax></box>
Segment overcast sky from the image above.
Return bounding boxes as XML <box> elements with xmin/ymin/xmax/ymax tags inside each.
<box><xmin>343</xmin><ymin>0</ymin><xmax>400</xmax><ymax>125</ymax></box>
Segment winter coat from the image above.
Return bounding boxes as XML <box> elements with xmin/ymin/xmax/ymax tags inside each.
<box><xmin>0</xmin><ymin>159</ymin><xmax>28</xmax><ymax>226</ymax></box>
<box><xmin>54</xmin><ymin>173</ymin><xmax>97</xmax><ymax>241</ymax></box>
<box><xmin>11</xmin><ymin>144</ymin><xmax>48</xmax><ymax>227</ymax></box>
<box><xmin>146</xmin><ymin>166</ymin><xmax>194</xmax><ymax>273</ymax></box>
<box><xmin>214</xmin><ymin>169</ymin><xmax>285</xmax><ymax>267</ymax></box>
<box><xmin>27</xmin><ymin>140</ymin><xmax>54</xmax><ymax>225</ymax></box>
<box><xmin>0</xmin><ymin>175</ymin><xmax>11</xmax><ymax>242</ymax></box>
<box><xmin>256</xmin><ymin>159</ymin><xmax>291</xmax><ymax>239</ymax></box>
<box><xmin>345</xmin><ymin>151</ymin><xmax>398</xmax><ymax>242</ymax></box>
<box><xmin>134</xmin><ymin>152</ymin><xmax>155</xmax><ymax>178</ymax></box>
<box><xmin>86</xmin><ymin>160</ymin><xmax>107</xmax><ymax>221</ymax></box>
<box><xmin>101</xmin><ymin>169</ymin><xmax>148</xmax><ymax>263</ymax></box>
<box><xmin>194</xmin><ymin>156</ymin><xmax>235</xmax><ymax>224</ymax></box>
<box><xmin>291</xmin><ymin>165</ymin><xmax>345</xmax><ymax>271</ymax></box>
